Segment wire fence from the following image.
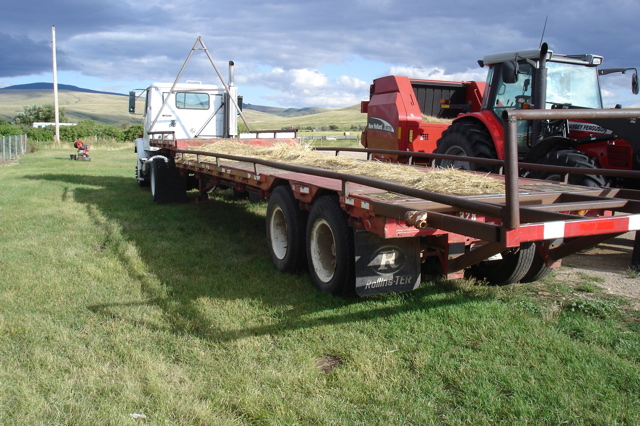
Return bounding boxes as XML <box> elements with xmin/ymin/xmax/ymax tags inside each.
<box><xmin>1</xmin><ymin>135</ymin><xmax>28</xmax><ymax>162</ymax></box>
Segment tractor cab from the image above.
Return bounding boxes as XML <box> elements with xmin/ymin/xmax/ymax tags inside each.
<box><xmin>433</xmin><ymin>43</ymin><xmax>638</xmax><ymax>187</ymax></box>
<box><xmin>479</xmin><ymin>44</ymin><xmax>606</xmax><ymax>154</ymax></box>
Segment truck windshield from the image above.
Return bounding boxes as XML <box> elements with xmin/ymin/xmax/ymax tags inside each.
<box><xmin>546</xmin><ymin>62</ymin><xmax>602</xmax><ymax>109</ymax></box>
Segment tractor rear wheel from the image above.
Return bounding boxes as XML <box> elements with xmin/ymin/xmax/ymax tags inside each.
<box><xmin>434</xmin><ymin>122</ymin><xmax>498</xmax><ymax>173</ymax></box>
<box><xmin>526</xmin><ymin>149</ymin><xmax>607</xmax><ymax>187</ymax></box>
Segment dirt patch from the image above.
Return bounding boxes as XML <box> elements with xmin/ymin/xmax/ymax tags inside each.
<box><xmin>314</xmin><ymin>355</ymin><xmax>344</xmax><ymax>373</ymax></box>
<box><xmin>553</xmin><ymin>231</ymin><xmax>640</xmax><ymax>311</ymax></box>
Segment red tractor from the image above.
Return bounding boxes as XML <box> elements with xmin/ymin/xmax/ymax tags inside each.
<box><xmin>361</xmin><ymin>43</ymin><xmax>639</xmax><ymax>187</ymax></box>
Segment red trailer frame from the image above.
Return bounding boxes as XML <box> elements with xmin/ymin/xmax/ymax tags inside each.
<box><xmin>146</xmin><ymin>110</ymin><xmax>640</xmax><ymax>296</ymax></box>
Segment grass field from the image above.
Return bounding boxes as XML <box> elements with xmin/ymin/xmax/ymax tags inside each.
<box><xmin>1</xmin><ymin>148</ymin><xmax>639</xmax><ymax>424</ymax></box>
<box><xmin>243</xmin><ymin>104</ymin><xmax>365</xmax><ymax>131</ymax></box>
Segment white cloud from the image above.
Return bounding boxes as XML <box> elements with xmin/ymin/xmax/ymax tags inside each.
<box><xmin>238</xmin><ymin>67</ymin><xmax>369</xmax><ymax>107</ymax></box>
<box><xmin>335</xmin><ymin>75</ymin><xmax>369</xmax><ymax>90</ymax></box>
<box><xmin>601</xmin><ymin>89</ymin><xmax>615</xmax><ymax>99</ymax></box>
<box><xmin>289</xmin><ymin>69</ymin><xmax>329</xmax><ymax>89</ymax></box>
<box><xmin>388</xmin><ymin>66</ymin><xmax>488</xmax><ymax>83</ymax></box>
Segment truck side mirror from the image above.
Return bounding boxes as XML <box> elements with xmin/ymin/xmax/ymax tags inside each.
<box><xmin>129</xmin><ymin>91</ymin><xmax>136</xmax><ymax>114</ymax></box>
<box><xmin>502</xmin><ymin>61</ymin><xmax>518</xmax><ymax>84</ymax></box>
<box><xmin>632</xmin><ymin>72</ymin><xmax>639</xmax><ymax>95</ymax></box>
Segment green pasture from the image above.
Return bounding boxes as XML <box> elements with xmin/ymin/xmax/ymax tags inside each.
<box><xmin>0</xmin><ymin>148</ymin><xmax>638</xmax><ymax>424</ymax></box>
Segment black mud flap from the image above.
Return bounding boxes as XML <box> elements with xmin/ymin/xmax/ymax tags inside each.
<box><xmin>354</xmin><ymin>231</ymin><xmax>421</xmax><ymax>297</ymax></box>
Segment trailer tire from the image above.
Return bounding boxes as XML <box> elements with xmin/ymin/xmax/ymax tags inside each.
<box><xmin>468</xmin><ymin>242</ymin><xmax>536</xmax><ymax>285</ymax></box>
<box><xmin>150</xmin><ymin>158</ymin><xmax>187</xmax><ymax>204</ymax></box>
<box><xmin>266</xmin><ymin>186</ymin><xmax>307</xmax><ymax>273</ymax></box>
<box><xmin>434</xmin><ymin>122</ymin><xmax>497</xmax><ymax>173</ymax></box>
<box><xmin>520</xmin><ymin>248</ymin><xmax>553</xmax><ymax>283</ymax></box>
<box><xmin>526</xmin><ymin>149</ymin><xmax>607</xmax><ymax>187</ymax></box>
<box><xmin>306</xmin><ymin>196</ymin><xmax>355</xmax><ymax>296</ymax></box>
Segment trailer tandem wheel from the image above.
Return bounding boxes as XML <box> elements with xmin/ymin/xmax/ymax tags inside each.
<box><xmin>306</xmin><ymin>196</ymin><xmax>355</xmax><ymax>296</ymax></box>
<box><xmin>266</xmin><ymin>186</ymin><xmax>307</xmax><ymax>273</ymax></box>
<box><xmin>520</xmin><ymin>247</ymin><xmax>553</xmax><ymax>283</ymax></box>
<box><xmin>468</xmin><ymin>242</ymin><xmax>536</xmax><ymax>285</ymax></box>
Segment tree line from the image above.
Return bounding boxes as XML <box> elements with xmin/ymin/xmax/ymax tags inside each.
<box><xmin>0</xmin><ymin>104</ymin><xmax>143</xmax><ymax>144</ymax></box>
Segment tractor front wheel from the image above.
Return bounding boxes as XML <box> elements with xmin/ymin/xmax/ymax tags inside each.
<box><xmin>526</xmin><ymin>149</ymin><xmax>607</xmax><ymax>187</ymax></box>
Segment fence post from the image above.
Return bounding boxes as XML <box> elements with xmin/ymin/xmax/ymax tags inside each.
<box><xmin>0</xmin><ymin>134</ymin><xmax>29</xmax><ymax>161</ymax></box>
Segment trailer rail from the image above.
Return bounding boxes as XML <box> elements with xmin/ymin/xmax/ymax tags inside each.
<box><xmin>144</xmin><ymin>109</ymin><xmax>640</xmax><ymax>294</ymax></box>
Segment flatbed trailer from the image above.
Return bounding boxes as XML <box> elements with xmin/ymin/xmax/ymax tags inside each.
<box><xmin>145</xmin><ymin>133</ymin><xmax>640</xmax><ymax>297</ymax></box>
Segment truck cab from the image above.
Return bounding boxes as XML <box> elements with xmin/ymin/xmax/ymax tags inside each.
<box><xmin>132</xmin><ymin>79</ymin><xmax>240</xmax><ymax>186</ymax></box>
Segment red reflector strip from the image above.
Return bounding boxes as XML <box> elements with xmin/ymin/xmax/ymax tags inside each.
<box><xmin>345</xmin><ymin>197</ymin><xmax>371</xmax><ymax>210</ymax></box>
<box><xmin>513</xmin><ymin>214</ymin><xmax>640</xmax><ymax>245</ymax></box>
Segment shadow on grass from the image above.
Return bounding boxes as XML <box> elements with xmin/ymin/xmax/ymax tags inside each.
<box><xmin>30</xmin><ymin>173</ymin><xmax>475</xmax><ymax>341</ymax></box>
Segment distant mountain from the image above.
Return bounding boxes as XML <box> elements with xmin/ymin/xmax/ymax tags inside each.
<box><xmin>0</xmin><ymin>82</ymin><xmax>126</xmax><ymax>97</ymax></box>
<box><xmin>243</xmin><ymin>103</ymin><xmax>330</xmax><ymax>118</ymax></box>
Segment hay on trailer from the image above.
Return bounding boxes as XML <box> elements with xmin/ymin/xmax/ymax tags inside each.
<box><xmin>422</xmin><ymin>114</ymin><xmax>453</xmax><ymax>125</ymax></box>
<box><xmin>185</xmin><ymin>141</ymin><xmax>504</xmax><ymax>195</ymax></box>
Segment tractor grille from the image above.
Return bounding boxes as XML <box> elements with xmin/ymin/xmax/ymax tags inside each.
<box><xmin>606</xmin><ymin>145</ymin><xmax>632</xmax><ymax>169</ymax></box>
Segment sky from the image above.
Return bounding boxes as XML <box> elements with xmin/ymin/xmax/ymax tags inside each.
<box><xmin>1</xmin><ymin>0</ymin><xmax>639</xmax><ymax>109</ymax></box>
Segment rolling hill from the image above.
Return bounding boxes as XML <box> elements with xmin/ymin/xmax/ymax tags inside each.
<box><xmin>0</xmin><ymin>83</ymin><xmax>366</xmax><ymax>130</ymax></box>
<box><xmin>0</xmin><ymin>85</ymin><xmax>137</xmax><ymax>125</ymax></box>
<box><xmin>1</xmin><ymin>82</ymin><xmax>126</xmax><ymax>97</ymax></box>
<box><xmin>243</xmin><ymin>103</ymin><xmax>330</xmax><ymax>118</ymax></box>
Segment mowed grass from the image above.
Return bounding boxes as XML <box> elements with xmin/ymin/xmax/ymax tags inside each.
<box><xmin>1</xmin><ymin>148</ymin><xmax>639</xmax><ymax>424</ymax></box>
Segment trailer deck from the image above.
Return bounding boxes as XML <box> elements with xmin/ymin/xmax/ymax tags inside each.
<box><xmin>154</xmin><ymin>140</ymin><xmax>640</xmax><ymax>292</ymax></box>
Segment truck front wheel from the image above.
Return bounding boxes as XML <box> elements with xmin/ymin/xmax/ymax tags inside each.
<box><xmin>306</xmin><ymin>196</ymin><xmax>355</xmax><ymax>296</ymax></box>
<box><xmin>434</xmin><ymin>122</ymin><xmax>497</xmax><ymax>173</ymax></box>
<box><xmin>150</xmin><ymin>157</ymin><xmax>187</xmax><ymax>204</ymax></box>
<box><xmin>266</xmin><ymin>186</ymin><xmax>307</xmax><ymax>273</ymax></box>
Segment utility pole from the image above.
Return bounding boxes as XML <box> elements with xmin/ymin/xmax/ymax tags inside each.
<box><xmin>52</xmin><ymin>25</ymin><xmax>60</xmax><ymax>146</ymax></box>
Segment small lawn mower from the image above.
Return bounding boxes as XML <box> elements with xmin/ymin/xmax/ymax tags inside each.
<box><xmin>70</xmin><ymin>140</ymin><xmax>91</xmax><ymax>161</ymax></box>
